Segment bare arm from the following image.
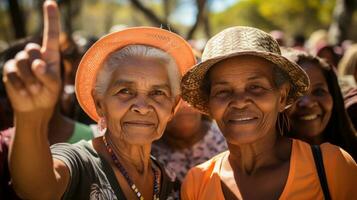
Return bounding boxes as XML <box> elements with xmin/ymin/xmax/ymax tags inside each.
<box><xmin>4</xmin><ymin>1</ymin><xmax>70</xmax><ymax>199</ymax></box>
<box><xmin>10</xmin><ymin>112</ymin><xmax>70</xmax><ymax>199</ymax></box>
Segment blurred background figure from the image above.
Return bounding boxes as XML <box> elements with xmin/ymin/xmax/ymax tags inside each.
<box><xmin>0</xmin><ymin>35</ymin><xmax>94</xmax><ymax>143</ymax></box>
<box><xmin>0</xmin><ymin>35</ymin><xmax>94</xmax><ymax>199</ymax></box>
<box><xmin>292</xmin><ymin>34</ymin><xmax>306</xmax><ymax>51</ymax></box>
<box><xmin>344</xmin><ymin>88</ymin><xmax>357</xmax><ymax>131</ymax></box>
<box><xmin>306</xmin><ymin>29</ymin><xmax>328</xmax><ymax>53</ymax></box>
<box><xmin>270</xmin><ymin>30</ymin><xmax>286</xmax><ymax>46</ymax></box>
<box><xmin>152</xmin><ymin>44</ymin><xmax>227</xmax><ymax>183</ymax></box>
<box><xmin>0</xmin><ymin>40</ymin><xmax>8</xmax><ymax>53</ymax></box>
<box><xmin>283</xmin><ymin>49</ymin><xmax>357</xmax><ymax>160</ymax></box>
<box><xmin>315</xmin><ymin>44</ymin><xmax>341</xmax><ymax>67</ymax></box>
<box><xmin>338</xmin><ymin>44</ymin><xmax>357</xmax><ymax>84</ymax></box>
<box><xmin>151</xmin><ymin>101</ymin><xmax>227</xmax><ymax>182</ymax></box>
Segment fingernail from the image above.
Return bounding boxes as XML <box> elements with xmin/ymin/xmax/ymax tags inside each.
<box><xmin>19</xmin><ymin>90</ymin><xmax>27</xmax><ymax>96</ymax></box>
<box><xmin>30</xmin><ymin>84</ymin><xmax>40</xmax><ymax>93</ymax></box>
<box><xmin>38</xmin><ymin>63</ymin><xmax>46</xmax><ymax>74</ymax></box>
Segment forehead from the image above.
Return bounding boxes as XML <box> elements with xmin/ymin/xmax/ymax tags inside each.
<box><xmin>108</xmin><ymin>56</ymin><xmax>170</xmax><ymax>86</ymax></box>
<box><xmin>300</xmin><ymin>61</ymin><xmax>327</xmax><ymax>86</ymax></box>
<box><xmin>209</xmin><ymin>56</ymin><xmax>275</xmax><ymax>83</ymax></box>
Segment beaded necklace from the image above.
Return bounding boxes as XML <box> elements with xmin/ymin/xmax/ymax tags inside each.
<box><xmin>103</xmin><ymin>135</ymin><xmax>160</xmax><ymax>200</ymax></box>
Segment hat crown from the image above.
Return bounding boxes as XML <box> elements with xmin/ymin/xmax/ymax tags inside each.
<box><xmin>202</xmin><ymin>26</ymin><xmax>281</xmax><ymax>61</ymax></box>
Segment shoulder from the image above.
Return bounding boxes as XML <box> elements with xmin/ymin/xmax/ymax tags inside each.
<box><xmin>183</xmin><ymin>151</ymin><xmax>227</xmax><ymax>185</ymax></box>
<box><xmin>291</xmin><ymin>139</ymin><xmax>356</xmax><ymax>167</ymax></box>
<box><xmin>50</xmin><ymin>140</ymin><xmax>99</xmax><ymax>166</ymax></box>
<box><xmin>181</xmin><ymin>151</ymin><xmax>227</xmax><ymax>199</ymax></box>
<box><xmin>320</xmin><ymin>143</ymin><xmax>357</xmax><ymax>198</ymax></box>
<box><xmin>319</xmin><ymin>142</ymin><xmax>356</xmax><ymax>171</ymax></box>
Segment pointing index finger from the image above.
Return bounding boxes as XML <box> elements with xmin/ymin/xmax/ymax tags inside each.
<box><xmin>42</xmin><ymin>0</ymin><xmax>60</xmax><ymax>53</ymax></box>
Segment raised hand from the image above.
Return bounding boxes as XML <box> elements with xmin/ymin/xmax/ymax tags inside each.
<box><xmin>3</xmin><ymin>0</ymin><xmax>61</xmax><ymax>114</ymax></box>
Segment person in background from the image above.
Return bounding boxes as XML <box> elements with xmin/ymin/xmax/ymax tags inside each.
<box><xmin>292</xmin><ymin>34</ymin><xmax>306</xmax><ymax>51</ymax></box>
<box><xmin>316</xmin><ymin>44</ymin><xmax>341</xmax><ymax>68</ymax></box>
<box><xmin>338</xmin><ymin>44</ymin><xmax>357</xmax><ymax>83</ymax></box>
<box><xmin>0</xmin><ymin>36</ymin><xmax>94</xmax><ymax>144</ymax></box>
<box><xmin>152</xmin><ymin>100</ymin><xmax>227</xmax><ymax>182</ymax></box>
<box><xmin>270</xmin><ymin>30</ymin><xmax>286</xmax><ymax>46</ymax></box>
<box><xmin>283</xmin><ymin>49</ymin><xmax>357</xmax><ymax>160</ymax></box>
<box><xmin>344</xmin><ymin>88</ymin><xmax>357</xmax><ymax>130</ymax></box>
<box><xmin>180</xmin><ymin>26</ymin><xmax>356</xmax><ymax>200</ymax></box>
<box><xmin>152</xmin><ymin>45</ymin><xmax>226</xmax><ymax>183</ymax></box>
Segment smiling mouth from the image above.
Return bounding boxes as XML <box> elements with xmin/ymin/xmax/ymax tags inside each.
<box><xmin>123</xmin><ymin>121</ymin><xmax>155</xmax><ymax>127</ymax></box>
<box><xmin>298</xmin><ymin>114</ymin><xmax>319</xmax><ymax>121</ymax></box>
<box><xmin>228</xmin><ymin>117</ymin><xmax>258</xmax><ymax>123</ymax></box>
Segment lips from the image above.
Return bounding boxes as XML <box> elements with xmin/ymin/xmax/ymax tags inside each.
<box><xmin>230</xmin><ymin>117</ymin><xmax>258</xmax><ymax>122</ymax></box>
<box><xmin>123</xmin><ymin>120</ymin><xmax>156</xmax><ymax>127</ymax></box>
<box><xmin>226</xmin><ymin>114</ymin><xmax>259</xmax><ymax>125</ymax></box>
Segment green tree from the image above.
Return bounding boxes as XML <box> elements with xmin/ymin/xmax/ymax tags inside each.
<box><xmin>211</xmin><ymin>0</ymin><xmax>336</xmax><ymax>39</ymax></box>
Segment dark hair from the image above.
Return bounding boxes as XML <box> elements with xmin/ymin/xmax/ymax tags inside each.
<box><xmin>285</xmin><ymin>50</ymin><xmax>357</xmax><ymax>159</ymax></box>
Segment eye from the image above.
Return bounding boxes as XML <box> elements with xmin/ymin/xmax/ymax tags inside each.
<box><xmin>212</xmin><ymin>89</ymin><xmax>231</xmax><ymax>98</ymax></box>
<box><xmin>248</xmin><ymin>84</ymin><xmax>265</xmax><ymax>92</ymax></box>
<box><xmin>116</xmin><ymin>88</ymin><xmax>133</xmax><ymax>96</ymax></box>
<box><xmin>312</xmin><ymin>87</ymin><xmax>329</xmax><ymax>96</ymax></box>
<box><xmin>150</xmin><ymin>89</ymin><xmax>167</xmax><ymax>97</ymax></box>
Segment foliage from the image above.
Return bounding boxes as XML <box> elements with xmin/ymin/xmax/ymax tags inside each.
<box><xmin>211</xmin><ymin>0</ymin><xmax>336</xmax><ymax>38</ymax></box>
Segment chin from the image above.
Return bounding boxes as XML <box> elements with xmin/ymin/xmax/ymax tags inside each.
<box><xmin>224</xmin><ymin>130</ymin><xmax>264</xmax><ymax>145</ymax></box>
<box><xmin>123</xmin><ymin>132</ymin><xmax>162</xmax><ymax>145</ymax></box>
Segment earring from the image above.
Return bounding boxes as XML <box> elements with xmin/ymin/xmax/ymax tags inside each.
<box><xmin>98</xmin><ymin>117</ymin><xmax>107</xmax><ymax>135</ymax></box>
<box><xmin>277</xmin><ymin>112</ymin><xmax>290</xmax><ymax>136</ymax></box>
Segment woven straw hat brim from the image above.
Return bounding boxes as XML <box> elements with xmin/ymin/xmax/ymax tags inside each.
<box><xmin>181</xmin><ymin>50</ymin><xmax>310</xmax><ymax>115</ymax></box>
<box><xmin>75</xmin><ymin>27</ymin><xmax>196</xmax><ymax>122</ymax></box>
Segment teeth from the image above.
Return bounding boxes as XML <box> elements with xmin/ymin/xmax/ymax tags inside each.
<box><xmin>299</xmin><ymin>114</ymin><xmax>318</xmax><ymax>121</ymax></box>
<box><xmin>233</xmin><ymin>117</ymin><xmax>255</xmax><ymax>121</ymax></box>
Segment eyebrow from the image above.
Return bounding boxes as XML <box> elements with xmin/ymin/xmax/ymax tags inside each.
<box><xmin>312</xmin><ymin>82</ymin><xmax>328</xmax><ymax>87</ymax></box>
<box><xmin>211</xmin><ymin>75</ymin><xmax>268</xmax><ymax>85</ymax></box>
<box><xmin>111</xmin><ymin>79</ymin><xmax>171</xmax><ymax>90</ymax></box>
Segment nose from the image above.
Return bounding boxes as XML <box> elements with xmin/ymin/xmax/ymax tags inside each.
<box><xmin>296</xmin><ymin>95</ymin><xmax>317</xmax><ymax>108</ymax></box>
<box><xmin>131</xmin><ymin>95</ymin><xmax>153</xmax><ymax>115</ymax></box>
<box><xmin>229</xmin><ymin>91</ymin><xmax>250</xmax><ymax>109</ymax></box>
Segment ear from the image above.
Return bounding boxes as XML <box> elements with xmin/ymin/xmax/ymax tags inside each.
<box><xmin>278</xmin><ymin>83</ymin><xmax>290</xmax><ymax>112</ymax></box>
<box><xmin>91</xmin><ymin>89</ymin><xmax>105</xmax><ymax>118</ymax></box>
<box><xmin>169</xmin><ymin>96</ymin><xmax>181</xmax><ymax>121</ymax></box>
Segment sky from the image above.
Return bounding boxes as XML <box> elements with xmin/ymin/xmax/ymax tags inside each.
<box><xmin>171</xmin><ymin>0</ymin><xmax>239</xmax><ymax>26</ymax></box>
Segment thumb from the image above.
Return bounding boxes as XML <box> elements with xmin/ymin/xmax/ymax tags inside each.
<box><xmin>32</xmin><ymin>59</ymin><xmax>61</xmax><ymax>91</ymax></box>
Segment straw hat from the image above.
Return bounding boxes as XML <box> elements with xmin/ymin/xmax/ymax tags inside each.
<box><xmin>181</xmin><ymin>26</ymin><xmax>309</xmax><ymax>115</ymax></box>
<box><xmin>75</xmin><ymin>27</ymin><xmax>196</xmax><ymax>122</ymax></box>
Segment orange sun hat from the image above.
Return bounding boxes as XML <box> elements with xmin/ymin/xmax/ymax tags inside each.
<box><xmin>75</xmin><ymin>27</ymin><xmax>196</xmax><ymax>122</ymax></box>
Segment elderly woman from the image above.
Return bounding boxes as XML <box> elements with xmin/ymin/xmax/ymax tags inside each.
<box><xmin>3</xmin><ymin>1</ymin><xmax>195</xmax><ymax>199</ymax></box>
<box><xmin>180</xmin><ymin>26</ymin><xmax>357</xmax><ymax>200</ymax></box>
<box><xmin>282</xmin><ymin>49</ymin><xmax>357</xmax><ymax>160</ymax></box>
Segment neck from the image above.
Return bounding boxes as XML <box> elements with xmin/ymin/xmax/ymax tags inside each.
<box><xmin>163</xmin><ymin>121</ymin><xmax>209</xmax><ymax>149</ymax></box>
<box><xmin>227</xmin><ymin>130</ymin><xmax>289</xmax><ymax>175</ymax></box>
<box><xmin>104</xmin><ymin>132</ymin><xmax>152</xmax><ymax>175</ymax></box>
<box><xmin>304</xmin><ymin>135</ymin><xmax>324</xmax><ymax>145</ymax></box>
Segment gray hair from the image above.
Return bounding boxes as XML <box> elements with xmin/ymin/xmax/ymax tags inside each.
<box><xmin>95</xmin><ymin>44</ymin><xmax>181</xmax><ymax>97</ymax></box>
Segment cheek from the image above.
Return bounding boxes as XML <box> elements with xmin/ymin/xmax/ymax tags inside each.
<box><xmin>320</xmin><ymin>95</ymin><xmax>333</xmax><ymax>117</ymax></box>
<box><xmin>102</xmin><ymin>97</ymin><xmax>131</xmax><ymax>120</ymax></box>
<box><xmin>153</xmin><ymin>99</ymin><xmax>175</xmax><ymax>128</ymax></box>
<box><xmin>208</xmin><ymin>98</ymin><xmax>227</xmax><ymax>121</ymax></box>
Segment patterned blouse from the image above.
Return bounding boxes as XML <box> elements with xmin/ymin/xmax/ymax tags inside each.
<box><xmin>151</xmin><ymin>122</ymin><xmax>227</xmax><ymax>181</ymax></box>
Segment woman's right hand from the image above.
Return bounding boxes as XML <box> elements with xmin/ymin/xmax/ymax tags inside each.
<box><xmin>2</xmin><ymin>0</ymin><xmax>61</xmax><ymax>115</ymax></box>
